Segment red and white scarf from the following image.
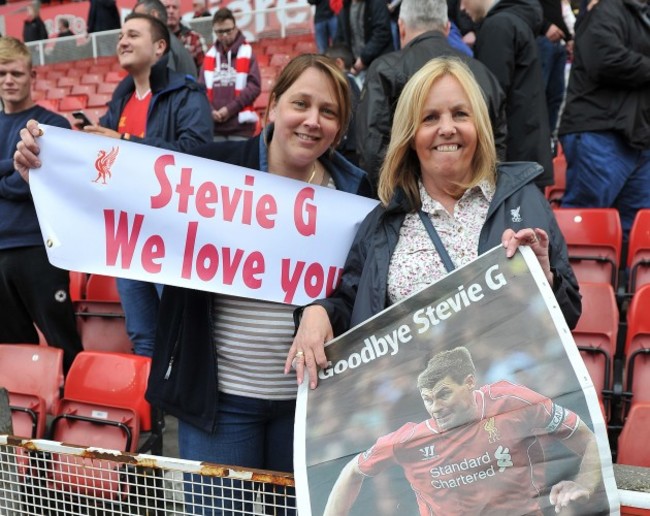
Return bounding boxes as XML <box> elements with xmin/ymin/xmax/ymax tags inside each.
<box><xmin>203</xmin><ymin>42</ymin><xmax>258</xmax><ymax>124</ymax></box>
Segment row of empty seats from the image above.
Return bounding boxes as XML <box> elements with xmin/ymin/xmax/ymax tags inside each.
<box><xmin>0</xmin><ymin>345</ymin><xmax>160</xmax><ymax>454</ymax></box>
<box><xmin>554</xmin><ymin>208</ymin><xmax>650</xmax><ymax>293</ymax></box>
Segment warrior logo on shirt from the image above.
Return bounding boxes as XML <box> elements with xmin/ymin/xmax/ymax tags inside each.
<box><xmin>420</xmin><ymin>445</ymin><xmax>438</xmax><ymax>460</ymax></box>
<box><xmin>484</xmin><ymin>417</ymin><xmax>501</xmax><ymax>443</ymax></box>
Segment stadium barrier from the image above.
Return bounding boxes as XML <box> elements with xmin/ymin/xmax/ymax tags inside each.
<box><xmin>25</xmin><ymin>4</ymin><xmax>313</xmax><ymax>67</ymax></box>
<box><xmin>0</xmin><ymin>435</ymin><xmax>294</xmax><ymax>515</ymax></box>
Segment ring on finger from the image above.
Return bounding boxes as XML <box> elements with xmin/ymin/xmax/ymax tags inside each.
<box><xmin>295</xmin><ymin>350</ymin><xmax>305</xmax><ymax>359</ymax></box>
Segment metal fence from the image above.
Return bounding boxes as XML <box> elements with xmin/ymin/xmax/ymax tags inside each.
<box><xmin>0</xmin><ymin>436</ymin><xmax>295</xmax><ymax>515</ymax></box>
<box><xmin>25</xmin><ymin>4</ymin><xmax>313</xmax><ymax>67</ymax></box>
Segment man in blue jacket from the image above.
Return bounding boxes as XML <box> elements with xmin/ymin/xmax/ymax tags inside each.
<box><xmin>81</xmin><ymin>13</ymin><xmax>212</xmax><ymax>357</ymax></box>
<box><xmin>0</xmin><ymin>36</ymin><xmax>82</xmax><ymax>374</ymax></box>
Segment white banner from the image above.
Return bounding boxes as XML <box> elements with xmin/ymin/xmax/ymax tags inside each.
<box><xmin>29</xmin><ymin>125</ymin><xmax>378</xmax><ymax>305</ymax></box>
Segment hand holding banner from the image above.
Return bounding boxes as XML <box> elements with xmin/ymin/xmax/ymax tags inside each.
<box><xmin>29</xmin><ymin>125</ymin><xmax>378</xmax><ymax>305</ymax></box>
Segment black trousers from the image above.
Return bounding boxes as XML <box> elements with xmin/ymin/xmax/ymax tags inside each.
<box><xmin>0</xmin><ymin>246</ymin><xmax>82</xmax><ymax>374</ymax></box>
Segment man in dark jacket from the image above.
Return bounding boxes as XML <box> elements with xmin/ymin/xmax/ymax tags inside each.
<box><xmin>0</xmin><ymin>36</ymin><xmax>82</xmax><ymax>374</ymax></box>
<box><xmin>536</xmin><ymin>0</ymin><xmax>574</xmax><ymax>136</ymax></box>
<box><xmin>134</xmin><ymin>0</ymin><xmax>198</xmax><ymax>77</ymax></box>
<box><xmin>81</xmin><ymin>13</ymin><xmax>212</xmax><ymax>357</ymax></box>
<box><xmin>87</xmin><ymin>0</ymin><xmax>121</xmax><ymax>33</ymax></box>
<box><xmin>462</xmin><ymin>0</ymin><xmax>554</xmax><ymax>188</ymax></box>
<box><xmin>336</xmin><ymin>0</ymin><xmax>393</xmax><ymax>79</ymax></box>
<box><xmin>558</xmin><ymin>0</ymin><xmax>649</xmax><ymax>238</ymax></box>
<box><xmin>356</xmin><ymin>0</ymin><xmax>507</xmax><ymax>194</ymax></box>
<box><xmin>23</xmin><ymin>5</ymin><xmax>48</xmax><ymax>43</ymax></box>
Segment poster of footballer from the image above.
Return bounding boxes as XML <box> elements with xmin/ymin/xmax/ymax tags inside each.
<box><xmin>294</xmin><ymin>246</ymin><xmax>619</xmax><ymax>516</ymax></box>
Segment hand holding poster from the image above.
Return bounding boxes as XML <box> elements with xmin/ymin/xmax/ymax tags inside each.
<box><xmin>28</xmin><ymin>125</ymin><xmax>378</xmax><ymax>305</ymax></box>
<box><xmin>295</xmin><ymin>246</ymin><xmax>619</xmax><ymax>515</ymax></box>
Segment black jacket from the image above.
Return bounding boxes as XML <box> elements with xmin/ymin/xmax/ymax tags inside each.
<box><xmin>314</xmin><ymin>162</ymin><xmax>581</xmax><ymax>335</ymax></box>
<box><xmin>335</xmin><ymin>0</ymin><xmax>393</xmax><ymax>67</ymax></box>
<box><xmin>474</xmin><ymin>0</ymin><xmax>554</xmax><ymax>187</ymax></box>
<box><xmin>145</xmin><ymin>132</ymin><xmax>371</xmax><ymax>432</ymax></box>
<box><xmin>558</xmin><ymin>0</ymin><xmax>650</xmax><ymax>150</ymax></box>
<box><xmin>308</xmin><ymin>0</ymin><xmax>335</xmax><ymax>22</ymax></box>
<box><xmin>87</xmin><ymin>0</ymin><xmax>121</xmax><ymax>33</ymax></box>
<box><xmin>23</xmin><ymin>17</ymin><xmax>48</xmax><ymax>42</ymax></box>
<box><xmin>356</xmin><ymin>31</ymin><xmax>508</xmax><ymax>194</ymax></box>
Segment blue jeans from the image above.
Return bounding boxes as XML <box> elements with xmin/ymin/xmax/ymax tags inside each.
<box><xmin>536</xmin><ymin>36</ymin><xmax>567</xmax><ymax>135</ymax></box>
<box><xmin>179</xmin><ymin>393</ymin><xmax>296</xmax><ymax>515</ymax></box>
<box><xmin>390</xmin><ymin>19</ymin><xmax>400</xmax><ymax>50</ymax></box>
<box><xmin>115</xmin><ymin>279</ymin><xmax>163</xmax><ymax>357</ymax></box>
<box><xmin>560</xmin><ymin>131</ymin><xmax>650</xmax><ymax>237</ymax></box>
<box><xmin>314</xmin><ymin>15</ymin><xmax>337</xmax><ymax>54</ymax></box>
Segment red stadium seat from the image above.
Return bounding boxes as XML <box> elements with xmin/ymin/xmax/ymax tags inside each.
<box><xmin>554</xmin><ymin>208</ymin><xmax>622</xmax><ymax>288</ymax></box>
<box><xmin>69</xmin><ymin>271</ymin><xmax>87</xmax><ymax>302</ymax></box>
<box><xmin>545</xmin><ymin>151</ymin><xmax>566</xmax><ymax>207</ymax></box>
<box><xmin>0</xmin><ymin>344</ymin><xmax>64</xmax><ymax>438</ymax></box>
<box><xmin>59</xmin><ymin>95</ymin><xmax>88</xmax><ymax>111</ymax></box>
<box><xmin>81</xmin><ymin>73</ymin><xmax>103</xmax><ymax>85</ymax></box>
<box><xmin>70</xmin><ymin>83</ymin><xmax>97</xmax><ymax>96</ymax></box>
<box><xmin>75</xmin><ymin>275</ymin><xmax>132</xmax><ymax>354</ymax></box>
<box><xmin>627</xmin><ymin>209</ymin><xmax>650</xmax><ymax>293</ymax></box>
<box><xmin>97</xmin><ymin>82</ymin><xmax>118</xmax><ymax>94</ymax></box>
<box><xmin>57</xmin><ymin>76</ymin><xmax>78</xmax><ymax>88</ymax></box>
<box><xmin>45</xmin><ymin>87</ymin><xmax>68</xmax><ymax>100</ymax></box>
<box><xmin>294</xmin><ymin>40</ymin><xmax>317</xmax><ymax>54</ymax></box>
<box><xmin>104</xmin><ymin>70</ymin><xmax>126</xmax><ymax>83</ymax></box>
<box><xmin>37</xmin><ymin>99</ymin><xmax>59</xmax><ymax>112</ymax></box>
<box><xmin>623</xmin><ymin>285</ymin><xmax>650</xmax><ymax>416</ymax></box>
<box><xmin>48</xmin><ymin>351</ymin><xmax>153</xmax><ymax>500</ymax></box>
<box><xmin>269</xmin><ymin>53</ymin><xmax>292</xmax><ymax>68</ymax></box>
<box><xmin>87</xmin><ymin>93</ymin><xmax>112</xmax><ymax>108</ymax></box>
<box><xmin>571</xmin><ymin>282</ymin><xmax>618</xmax><ymax>419</ymax></box>
<box><xmin>50</xmin><ymin>351</ymin><xmax>152</xmax><ymax>451</ymax></box>
<box><xmin>617</xmin><ymin>402</ymin><xmax>650</xmax><ymax>467</ymax></box>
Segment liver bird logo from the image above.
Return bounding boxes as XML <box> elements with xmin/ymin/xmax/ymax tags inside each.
<box><xmin>93</xmin><ymin>146</ymin><xmax>120</xmax><ymax>184</ymax></box>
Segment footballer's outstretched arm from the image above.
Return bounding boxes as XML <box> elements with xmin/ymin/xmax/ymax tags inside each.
<box><xmin>323</xmin><ymin>456</ymin><xmax>366</xmax><ymax>516</ymax></box>
<box><xmin>549</xmin><ymin>420</ymin><xmax>603</xmax><ymax>513</ymax></box>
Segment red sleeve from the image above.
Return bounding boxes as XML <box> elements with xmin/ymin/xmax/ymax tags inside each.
<box><xmin>356</xmin><ymin>422</ymin><xmax>418</xmax><ymax>477</ymax></box>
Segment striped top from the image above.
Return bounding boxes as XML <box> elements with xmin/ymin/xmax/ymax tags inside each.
<box><xmin>211</xmin><ymin>171</ymin><xmax>336</xmax><ymax>400</ymax></box>
<box><xmin>212</xmin><ymin>294</ymin><xmax>298</xmax><ymax>400</ymax></box>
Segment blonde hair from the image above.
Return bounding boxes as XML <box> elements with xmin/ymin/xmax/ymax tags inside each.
<box><xmin>0</xmin><ymin>37</ymin><xmax>32</xmax><ymax>67</ymax></box>
<box><xmin>263</xmin><ymin>53</ymin><xmax>351</xmax><ymax>149</ymax></box>
<box><xmin>377</xmin><ymin>57</ymin><xmax>497</xmax><ymax>209</ymax></box>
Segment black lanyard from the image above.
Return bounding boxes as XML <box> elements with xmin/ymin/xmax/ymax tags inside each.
<box><xmin>417</xmin><ymin>210</ymin><xmax>456</xmax><ymax>273</ymax></box>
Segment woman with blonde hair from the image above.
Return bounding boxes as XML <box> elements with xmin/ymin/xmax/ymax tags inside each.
<box><xmin>287</xmin><ymin>56</ymin><xmax>580</xmax><ymax>388</ymax></box>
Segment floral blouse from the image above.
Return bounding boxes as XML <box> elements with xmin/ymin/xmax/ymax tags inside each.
<box><xmin>387</xmin><ymin>179</ymin><xmax>495</xmax><ymax>304</ymax></box>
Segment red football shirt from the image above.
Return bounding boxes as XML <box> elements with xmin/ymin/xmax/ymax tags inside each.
<box><xmin>117</xmin><ymin>90</ymin><xmax>151</xmax><ymax>138</ymax></box>
<box><xmin>356</xmin><ymin>381</ymin><xmax>580</xmax><ymax>516</ymax></box>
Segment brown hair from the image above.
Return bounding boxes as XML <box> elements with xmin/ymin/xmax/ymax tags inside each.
<box><xmin>417</xmin><ymin>347</ymin><xmax>476</xmax><ymax>390</ymax></box>
<box><xmin>263</xmin><ymin>53</ymin><xmax>351</xmax><ymax>149</ymax></box>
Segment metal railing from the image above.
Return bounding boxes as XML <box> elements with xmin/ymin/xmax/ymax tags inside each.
<box><xmin>26</xmin><ymin>3</ymin><xmax>314</xmax><ymax>67</ymax></box>
<box><xmin>0</xmin><ymin>435</ymin><xmax>295</xmax><ymax>515</ymax></box>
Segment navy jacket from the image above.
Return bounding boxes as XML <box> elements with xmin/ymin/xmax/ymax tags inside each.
<box><xmin>145</xmin><ymin>129</ymin><xmax>371</xmax><ymax>432</ymax></box>
<box><xmin>100</xmin><ymin>55</ymin><xmax>212</xmax><ymax>152</ymax></box>
<box><xmin>314</xmin><ymin>162</ymin><xmax>581</xmax><ymax>335</ymax></box>
<box><xmin>0</xmin><ymin>105</ymin><xmax>70</xmax><ymax>250</ymax></box>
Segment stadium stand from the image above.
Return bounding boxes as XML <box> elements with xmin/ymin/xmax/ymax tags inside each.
<box><xmin>618</xmin><ymin>402</ymin><xmax>650</xmax><ymax>467</ymax></box>
<box><xmin>622</xmin><ymin>285</ymin><xmax>650</xmax><ymax>418</ymax></box>
<box><xmin>554</xmin><ymin>208</ymin><xmax>623</xmax><ymax>288</ymax></box>
<box><xmin>75</xmin><ymin>274</ymin><xmax>132</xmax><ymax>354</ymax></box>
<box><xmin>0</xmin><ymin>344</ymin><xmax>64</xmax><ymax>438</ymax></box>
<box><xmin>572</xmin><ymin>282</ymin><xmax>618</xmax><ymax>420</ymax></box>
<box><xmin>545</xmin><ymin>143</ymin><xmax>567</xmax><ymax>207</ymax></box>
<box><xmin>627</xmin><ymin>209</ymin><xmax>650</xmax><ymax>294</ymax></box>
